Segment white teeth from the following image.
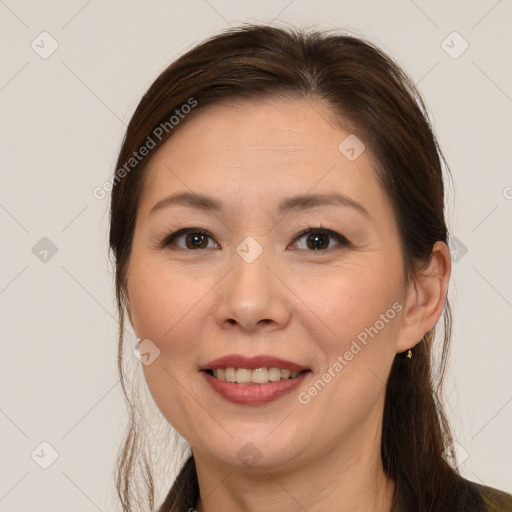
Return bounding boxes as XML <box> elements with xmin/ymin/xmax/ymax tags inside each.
<box><xmin>224</xmin><ymin>367</ymin><xmax>236</xmax><ymax>382</ymax></box>
<box><xmin>235</xmin><ymin>368</ymin><xmax>252</xmax><ymax>383</ymax></box>
<box><xmin>268</xmin><ymin>368</ymin><xmax>281</xmax><ymax>382</ymax></box>
<box><xmin>213</xmin><ymin>368</ymin><xmax>226</xmax><ymax>380</ymax></box>
<box><xmin>251</xmin><ymin>367</ymin><xmax>268</xmax><ymax>383</ymax></box>
<box><xmin>210</xmin><ymin>366</ymin><xmax>305</xmax><ymax>384</ymax></box>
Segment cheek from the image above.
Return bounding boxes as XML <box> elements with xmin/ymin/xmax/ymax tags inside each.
<box><xmin>127</xmin><ymin>256</ymin><xmax>211</xmax><ymax>357</ymax></box>
<box><xmin>293</xmin><ymin>261</ymin><xmax>403</xmax><ymax>365</ymax></box>
<box><xmin>292</xmin><ymin>267</ymin><xmax>402</xmax><ymax>430</ymax></box>
<box><xmin>126</xmin><ymin>257</ymin><xmax>215</xmax><ymax>432</ymax></box>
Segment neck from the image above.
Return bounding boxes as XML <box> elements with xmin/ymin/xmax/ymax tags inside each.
<box><xmin>193</xmin><ymin>423</ymin><xmax>395</xmax><ymax>512</ymax></box>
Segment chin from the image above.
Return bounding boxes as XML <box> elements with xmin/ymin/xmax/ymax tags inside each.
<box><xmin>195</xmin><ymin>431</ymin><xmax>306</xmax><ymax>472</ymax></box>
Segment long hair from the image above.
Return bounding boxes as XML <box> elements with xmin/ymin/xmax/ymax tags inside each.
<box><xmin>109</xmin><ymin>24</ymin><xmax>484</xmax><ymax>511</ymax></box>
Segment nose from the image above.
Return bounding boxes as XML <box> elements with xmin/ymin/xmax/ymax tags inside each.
<box><xmin>215</xmin><ymin>248</ymin><xmax>292</xmax><ymax>332</ymax></box>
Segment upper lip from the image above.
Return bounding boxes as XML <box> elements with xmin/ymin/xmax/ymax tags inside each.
<box><xmin>200</xmin><ymin>354</ymin><xmax>310</xmax><ymax>372</ymax></box>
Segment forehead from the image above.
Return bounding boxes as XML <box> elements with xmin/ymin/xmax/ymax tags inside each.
<box><xmin>138</xmin><ymin>97</ymin><xmax>388</xmax><ymax>218</ymax></box>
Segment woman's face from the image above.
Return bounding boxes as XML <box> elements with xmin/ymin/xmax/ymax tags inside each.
<box><xmin>126</xmin><ymin>97</ymin><xmax>418</xmax><ymax>472</ymax></box>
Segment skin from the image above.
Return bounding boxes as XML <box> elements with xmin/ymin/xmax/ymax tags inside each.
<box><xmin>126</xmin><ymin>97</ymin><xmax>451</xmax><ymax>512</ymax></box>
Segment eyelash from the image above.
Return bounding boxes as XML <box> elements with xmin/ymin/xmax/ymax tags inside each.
<box><xmin>158</xmin><ymin>225</ymin><xmax>350</xmax><ymax>252</ymax></box>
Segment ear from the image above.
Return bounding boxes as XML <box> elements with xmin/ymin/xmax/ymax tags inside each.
<box><xmin>395</xmin><ymin>241</ymin><xmax>451</xmax><ymax>353</ymax></box>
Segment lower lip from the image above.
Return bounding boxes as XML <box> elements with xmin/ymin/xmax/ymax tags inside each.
<box><xmin>201</xmin><ymin>371</ymin><xmax>310</xmax><ymax>405</ymax></box>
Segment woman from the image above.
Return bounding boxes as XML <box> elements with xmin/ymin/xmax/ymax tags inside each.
<box><xmin>109</xmin><ymin>25</ymin><xmax>512</xmax><ymax>511</ymax></box>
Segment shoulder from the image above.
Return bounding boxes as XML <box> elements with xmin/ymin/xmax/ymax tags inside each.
<box><xmin>470</xmin><ymin>481</ymin><xmax>512</xmax><ymax>511</ymax></box>
<box><xmin>391</xmin><ymin>478</ymin><xmax>512</xmax><ymax>512</ymax></box>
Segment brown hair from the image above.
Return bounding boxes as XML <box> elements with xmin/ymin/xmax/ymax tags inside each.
<box><xmin>109</xmin><ymin>24</ymin><xmax>484</xmax><ymax>512</ymax></box>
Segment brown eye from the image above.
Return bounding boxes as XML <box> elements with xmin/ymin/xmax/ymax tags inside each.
<box><xmin>291</xmin><ymin>227</ymin><xmax>350</xmax><ymax>251</ymax></box>
<box><xmin>184</xmin><ymin>233</ymin><xmax>210</xmax><ymax>249</ymax></box>
<box><xmin>305</xmin><ymin>232</ymin><xmax>330</xmax><ymax>250</ymax></box>
<box><xmin>161</xmin><ymin>228</ymin><xmax>220</xmax><ymax>250</ymax></box>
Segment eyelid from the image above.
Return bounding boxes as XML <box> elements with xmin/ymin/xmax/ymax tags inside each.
<box><xmin>290</xmin><ymin>226</ymin><xmax>351</xmax><ymax>250</ymax></box>
<box><xmin>159</xmin><ymin>226</ymin><xmax>350</xmax><ymax>251</ymax></box>
<box><xmin>159</xmin><ymin>227</ymin><xmax>217</xmax><ymax>249</ymax></box>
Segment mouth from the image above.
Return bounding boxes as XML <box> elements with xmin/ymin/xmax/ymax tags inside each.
<box><xmin>203</xmin><ymin>367</ymin><xmax>310</xmax><ymax>385</ymax></box>
<box><xmin>200</xmin><ymin>355</ymin><xmax>312</xmax><ymax>405</ymax></box>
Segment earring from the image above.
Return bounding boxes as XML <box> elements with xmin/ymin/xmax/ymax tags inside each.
<box><xmin>405</xmin><ymin>349</ymin><xmax>412</xmax><ymax>359</ymax></box>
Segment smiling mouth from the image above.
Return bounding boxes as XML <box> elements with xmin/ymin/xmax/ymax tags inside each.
<box><xmin>203</xmin><ymin>367</ymin><xmax>310</xmax><ymax>385</ymax></box>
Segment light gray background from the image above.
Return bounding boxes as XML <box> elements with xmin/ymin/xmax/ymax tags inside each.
<box><xmin>1</xmin><ymin>1</ymin><xmax>511</xmax><ymax>510</ymax></box>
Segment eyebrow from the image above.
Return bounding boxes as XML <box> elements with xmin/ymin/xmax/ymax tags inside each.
<box><xmin>149</xmin><ymin>192</ymin><xmax>223</xmax><ymax>215</ymax></box>
<box><xmin>278</xmin><ymin>191</ymin><xmax>369</xmax><ymax>217</ymax></box>
<box><xmin>149</xmin><ymin>191</ymin><xmax>369</xmax><ymax>217</ymax></box>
